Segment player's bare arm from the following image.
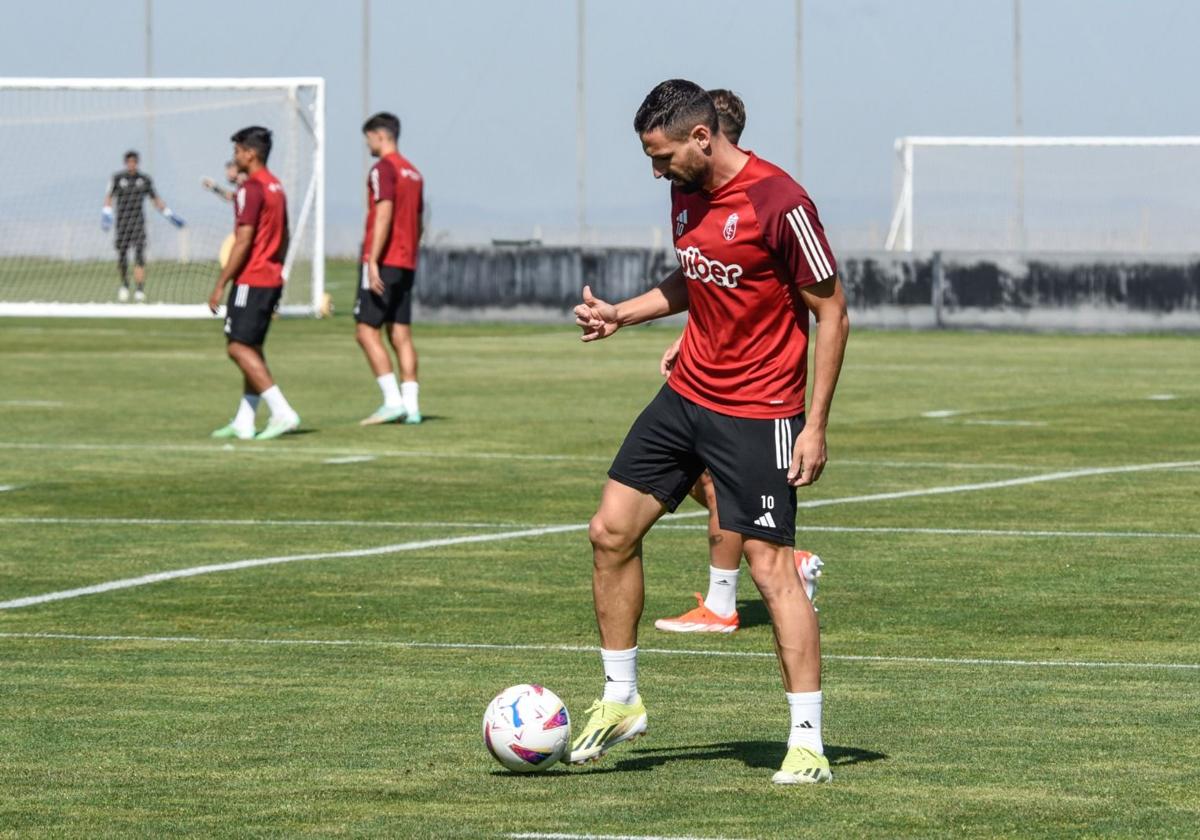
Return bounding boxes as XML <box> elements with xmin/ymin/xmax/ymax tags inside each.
<box><xmin>788</xmin><ymin>275</ymin><xmax>850</xmax><ymax>487</ymax></box>
<box><xmin>208</xmin><ymin>223</ymin><xmax>255</xmax><ymax>312</ymax></box>
<box><xmin>574</xmin><ymin>268</ymin><xmax>688</xmax><ymax>342</ymax></box>
<box><xmin>367</xmin><ymin>198</ymin><xmax>394</xmax><ymax>295</ymax></box>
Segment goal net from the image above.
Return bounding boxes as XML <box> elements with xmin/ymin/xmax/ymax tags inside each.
<box><xmin>0</xmin><ymin>78</ymin><xmax>325</xmax><ymax>317</ymax></box>
<box><xmin>885</xmin><ymin>136</ymin><xmax>1200</xmax><ymax>253</ymax></box>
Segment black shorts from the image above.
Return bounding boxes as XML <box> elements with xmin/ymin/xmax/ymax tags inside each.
<box><xmin>609</xmin><ymin>385</ymin><xmax>805</xmax><ymax>546</ymax></box>
<box><xmin>354</xmin><ymin>264</ymin><xmax>415</xmax><ymax>326</ymax></box>
<box><xmin>224</xmin><ymin>284</ymin><xmax>282</xmax><ymax>346</ymax></box>
<box><xmin>115</xmin><ymin>228</ymin><xmax>146</xmax><ymax>265</ymax></box>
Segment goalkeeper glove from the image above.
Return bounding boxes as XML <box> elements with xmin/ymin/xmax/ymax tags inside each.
<box><xmin>101</xmin><ymin>206</ymin><xmax>113</xmax><ymax>231</ymax></box>
<box><xmin>162</xmin><ymin>208</ymin><xmax>186</xmax><ymax>228</ymax></box>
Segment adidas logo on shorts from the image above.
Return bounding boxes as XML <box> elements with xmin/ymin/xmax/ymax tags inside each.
<box><xmin>753</xmin><ymin>511</ymin><xmax>777</xmax><ymax>528</ymax></box>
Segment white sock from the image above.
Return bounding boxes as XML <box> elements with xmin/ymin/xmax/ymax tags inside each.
<box><xmin>703</xmin><ymin>565</ymin><xmax>740</xmax><ymax>617</ymax></box>
<box><xmin>376</xmin><ymin>373</ymin><xmax>402</xmax><ymax>408</ymax></box>
<box><xmin>233</xmin><ymin>393</ymin><xmax>260</xmax><ymax>433</ymax></box>
<box><xmin>260</xmin><ymin>385</ymin><xmax>295</xmax><ymax>420</ymax></box>
<box><xmin>600</xmin><ymin>647</ymin><xmax>638</xmax><ymax>704</ymax></box>
<box><xmin>401</xmin><ymin>380</ymin><xmax>420</xmax><ymax>416</ymax></box>
<box><xmin>786</xmin><ymin>690</ymin><xmax>824</xmax><ymax>753</ymax></box>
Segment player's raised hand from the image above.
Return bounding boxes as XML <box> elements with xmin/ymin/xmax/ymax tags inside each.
<box><xmin>659</xmin><ymin>334</ymin><xmax>683</xmax><ymax>377</ymax></box>
<box><xmin>574</xmin><ymin>285</ymin><xmax>620</xmax><ymax>342</ymax></box>
<box><xmin>787</xmin><ymin>426</ymin><xmax>827</xmax><ymax>487</ymax></box>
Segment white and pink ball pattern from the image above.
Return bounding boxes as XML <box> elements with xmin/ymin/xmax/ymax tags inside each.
<box><xmin>482</xmin><ymin>684</ymin><xmax>571</xmax><ymax>773</ymax></box>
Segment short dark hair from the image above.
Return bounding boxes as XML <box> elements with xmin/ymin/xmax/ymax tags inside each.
<box><xmin>707</xmin><ymin>89</ymin><xmax>746</xmax><ymax>145</ymax></box>
<box><xmin>633</xmin><ymin>79</ymin><xmax>718</xmax><ymax>140</ymax></box>
<box><xmin>362</xmin><ymin>111</ymin><xmax>401</xmax><ymax>140</ymax></box>
<box><xmin>231</xmin><ymin>126</ymin><xmax>273</xmax><ymax>164</ymax></box>
<box><xmin>124</xmin><ymin>150</ymin><xmax>139</xmax><ymax>161</ymax></box>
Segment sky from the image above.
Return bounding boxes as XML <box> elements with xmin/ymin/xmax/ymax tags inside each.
<box><xmin>3</xmin><ymin>0</ymin><xmax>1199</xmax><ymax>254</ymax></box>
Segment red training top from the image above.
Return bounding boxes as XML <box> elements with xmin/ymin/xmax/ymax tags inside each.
<box><xmin>667</xmin><ymin>152</ymin><xmax>838</xmax><ymax>419</ymax></box>
<box><xmin>233</xmin><ymin>168</ymin><xmax>288</xmax><ymax>288</ymax></box>
<box><xmin>362</xmin><ymin>151</ymin><xmax>424</xmax><ymax>270</ymax></box>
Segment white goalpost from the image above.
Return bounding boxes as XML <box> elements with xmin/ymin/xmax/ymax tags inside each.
<box><xmin>884</xmin><ymin>135</ymin><xmax>1200</xmax><ymax>253</ymax></box>
<box><xmin>0</xmin><ymin>77</ymin><xmax>325</xmax><ymax>318</ymax></box>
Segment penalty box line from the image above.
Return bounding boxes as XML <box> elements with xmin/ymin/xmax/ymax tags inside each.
<box><xmin>0</xmin><ymin>632</ymin><xmax>1196</xmax><ymax>673</ymax></box>
<box><xmin>2</xmin><ymin>458</ymin><xmax>1198</xmax><ymax>612</ymax></box>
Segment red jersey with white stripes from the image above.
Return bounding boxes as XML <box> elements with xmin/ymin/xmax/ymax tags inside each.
<box><xmin>233</xmin><ymin>167</ymin><xmax>288</xmax><ymax>288</ymax></box>
<box><xmin>667</xmin><ymin>152</ymin><xmax>837</xmax><ymax>419</ymax></box>
<box><xmin>362</xmin><ymin>151</ymin><xmax>423</xmax><ymax>270</ymax></box>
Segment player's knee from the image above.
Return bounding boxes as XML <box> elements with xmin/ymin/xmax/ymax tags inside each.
<box><xmin>747</xmin><ymin>547</ymin><xmax>793</xmax><ymax>593</ymax></box>
<box><xmin>588</xmin><ymin>513</ymin><xmax>634</xmax><ymax>558</ymax></box>
<box><xmin>355</xmin><ymin>323</ymin><xmax>379</xmax><ymax>348</ymax></box>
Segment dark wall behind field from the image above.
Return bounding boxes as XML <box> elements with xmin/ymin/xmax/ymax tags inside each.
<box><xmin>412</xmin><ymin>247</ymin><xmax>1200</xmax><ymax>331</ymax></box>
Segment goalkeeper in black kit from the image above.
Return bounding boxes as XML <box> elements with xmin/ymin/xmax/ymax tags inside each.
<box><xmin>102</xmin><ymin>150</ymin><xmax>185</xmax><ymax>302</ymax></box>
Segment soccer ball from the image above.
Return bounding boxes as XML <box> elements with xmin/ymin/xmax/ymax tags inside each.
<box><xmin>482</xmin><ymin>684</ymin><xmax>571</xmax><ymax>773</ymax></box>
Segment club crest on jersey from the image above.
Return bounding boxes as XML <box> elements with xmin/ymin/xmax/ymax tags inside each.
<box><xmin>676</xmin><ymin>245</ymin><xmax>742</xmax><ymax>289</ymax></box>
<box><xmin>723</xmin><ymin>212</ymin><xmax>739</xmax><ymax>241</ymax></box>
<box><xmin>675</xmin><ymin>209</ymin><xmax>688</xmax><ymax>237</ymax></box>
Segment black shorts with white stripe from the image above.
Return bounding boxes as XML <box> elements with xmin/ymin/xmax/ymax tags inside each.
<box><xmin>608</xmin><ymin>385</ymin><xmax>805</xmax><ymax>546</ymax></box>
<box><xmin>224</xmin><ymin>284</ymin><xmax>282</xmax><ymax>346</ymax></box>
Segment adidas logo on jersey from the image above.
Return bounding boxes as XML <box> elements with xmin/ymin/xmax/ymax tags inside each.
<box><xmin>676</xmin><ymin>209</ymin><xmax>688</xmax><ymax>237</ymax></box>
<box><xmin>753</xmin><ymin>511</ymin><xmax>777</xmax><ymax>528</ymax></box>
<box><xmin>676</xmin><ymin>245</ymin><xmax>742</xmax><ymax>289</ymax></box>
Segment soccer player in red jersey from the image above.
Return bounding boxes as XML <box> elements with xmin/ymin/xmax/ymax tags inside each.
<box><xmin>655</xmin><ymin>89</ymin><xmax>824</xmax><ymax>634</ymax></box>
<box><xmin>207</xmin><ymin>126</ymin><xmax>301</xmax><ymax>441</ymax></box>
<box><xmin>355</xmin><ymin>112</ymin><xmax>425</xmax><ymax>426</ymax></box>
<box><xmin>568</xmin><ymin>80</ymin><xmax>850</xmax><ymax>784</ymax></box>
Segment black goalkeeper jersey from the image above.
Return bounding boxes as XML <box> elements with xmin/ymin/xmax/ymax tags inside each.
<box><xmin>109</xmin><ymin>170</ymin><xmax>157</xmax><ymax>230</ymax></box>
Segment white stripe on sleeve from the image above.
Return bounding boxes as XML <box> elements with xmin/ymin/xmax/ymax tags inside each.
<box><xmin>794</xmin><ymin>205</ymin><xmax>833</xmax><ymax>278</ymax></box>
<box><xmin>786</xmin><ymin>210</ymin><xmax>822</xmax><ymax>281</ymax></box>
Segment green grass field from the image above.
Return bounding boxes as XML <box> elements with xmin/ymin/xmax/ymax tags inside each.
<box><xmin>1</xmin><ymin>305</ymin><xmax>1199</xmax><ymax>838</ymax></box>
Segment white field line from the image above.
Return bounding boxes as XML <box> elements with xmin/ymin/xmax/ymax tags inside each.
<box><xmin>0</xmin><ymin>516</ymin><xmax>519</xmax><ymax>529</ymax></box>
<box><xmin>0</xmin><ymin>632</ymin><xmax>1196</xmax><ymax>673</ymax></box>
<box><xmin>0</xmin><ymin>524</ymin><xmax>585</xmax><ymax>611</ymax></box>
<box><xmin>0</xmin><ymin>441</ymin><xmax>609</xmax><ymax>464</ymax></box>
<box><xmin>6</xmin><ymin>517</ymin><xmax>1200</xmax><ymax>543</ymax></box>
<box><xmin>0</xmin><ymin>441</ymin><xmax>1050</xmax><ymax>472</ymax></box>
<box><xmin>1147</xmin><ymin>394</ymin><xmax>1177</xmax><ymax>401</ymax></box>
<box><xmin>962</xmin><ymin>419</ymin><xmax>1048</xmax><ymax>427</ymax></box>
<box><xmin>836</xmin><ymin>458</ymin><xmax>1043</xmax><ymax>471</ymax></box>
<box><xmin>653</xmin><ymin>524</ymin><xmax>1200</xmax><ymax>540</ymax></box>
<box><xmin>3</xmin><ymin>459</ymin><xmax>1199</xmax><ymax>611</ymax></box>
<box><xmin>322</xmin><ymin>455</ymin><xmax>377</xmax><ymax>464</ymax></box>
<box><xmin>790</xmin><ymin>459</ymin><xmax>1200</xmax><ymax>510</ymax></box>
<box><xmin>0</xmin><ymin>485</ymin><xmax>15</xmax><ymax>492</ymax></box>
<box><xmin>508</xmin><ymin>834</ymin><xmax>746</xmax><ymax>840</ymax></box>
<box><xmin>0</xmin><ymin>400</ymin><xmax>65</xmax><ymax>407</ymax></box>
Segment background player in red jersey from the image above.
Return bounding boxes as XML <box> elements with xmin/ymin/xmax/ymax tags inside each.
<box><xmin>355</xmin><ymin>111</ymin><xmax>425</xmax><ymax>426</ymax></box>
<box><xmin>655</xmin><ymin>88</ymin><xmax>824</xmax><ymax>635</ymax></box>
<box><xmin>207</xmin><ymin>126</ymin><xmax>301</xmax><ymax>441</ymax></box>
<box><xmin>568</xmin><ymin>80</ymin><xmax>849</xmax><ymax>785</ymax></box>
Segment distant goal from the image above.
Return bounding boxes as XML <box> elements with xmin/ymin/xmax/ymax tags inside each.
<box><xmin>0</xmin><ymin>77</ymin><xmax>325</xmax><ymax>318</ymax></box>
<box><xmin>884</xmin><ymin>135</ymin><xmax>1200</xmax><ymax>253</ymax></box>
